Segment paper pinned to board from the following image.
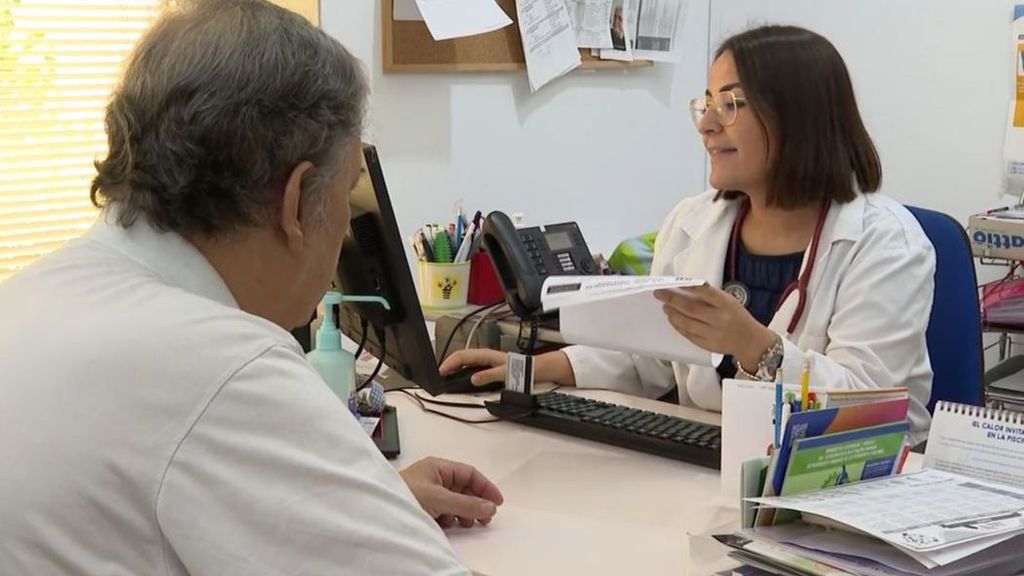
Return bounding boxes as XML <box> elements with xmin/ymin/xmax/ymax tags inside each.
<box><xmin>544</xmin><ymin>275</ymin><xmax>720</xmax><ymax>366</ymax></box>
<box><xmin>601</xmin><ymin>0</ymin><xmax>687</xmax><ymax>62</ymax></box>
<box><xmin>564</xmin><ymin>0</ymin><xmax>614</xmax><ymax>48</ymax></box>
<box><xmin>631</xmin><ymin>0</ymin><xmax>687</xmax><ymax>62</ymax></box>
<box><xmin>600</xmin><ymin>0</ymin><xmax>634</xmax><ymax>61</ymax></box>
<box><xmin>412</xmin><ymin>0</ymin><xmax>512</xmax><ymax>41</ymax></box>
<box><xmin>393</xmin><ymin>0</ymin><xmax>424</xmax><ymax>21</ymax></box>
<box><xmin>516</xmin><ymin>0</ymin><xmax>582</xmax><ymax>92</ymax></box>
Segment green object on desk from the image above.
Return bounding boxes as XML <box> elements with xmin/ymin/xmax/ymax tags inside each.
<box><xmin>608</xmin><ymin>231</ymin><xmax>657</xmax><ymax>275</ymax></box>
<box><xmin>433</xmin><ymin>230</ymin><xmax>453</xmax><ymax>263</ymax></box>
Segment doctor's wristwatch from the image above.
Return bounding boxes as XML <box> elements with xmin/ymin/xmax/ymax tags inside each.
<box><xmin>735</xmin><ymin>334</ymin><xmax>784</xmax><ymax>382</ymax></box>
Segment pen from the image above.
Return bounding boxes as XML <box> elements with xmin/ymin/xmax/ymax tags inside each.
<box><xmin>454</xmin><ymin>205</ymin><xmax>464</xmax><ymax>255</ymax></box>
<box><xmin>773</xmin><ymin>368</ymin><xmax>783</xmax><ymax>450</ymax></box>
<box><xmin>800</xmin><ymin>360</ymin><xmax>810</xmax><ymax>412</ymax></box>
<box><xmin>417</xmin><ymin>230</ymin><xmax>435</xmax><ymax>262</ymax></box>
<box><xmin>410</xmin><ymin>234</ymin><xmax>426</xmax><ymax>262</ymax></box>
<box><xmin>784</xmin><ymin>391</ymin><xmax>798</xmax><ymax>414</ymax></box>
<box><xmin>454</xmin><ymin>218</ymin><xmax>479</xmax><ymax>263</ymax></box>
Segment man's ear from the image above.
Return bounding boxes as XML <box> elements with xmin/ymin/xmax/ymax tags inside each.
<box><xmin>280</xmin><ymin>160</ymin><xmax>315</xmax><ymax>253</ymax></box>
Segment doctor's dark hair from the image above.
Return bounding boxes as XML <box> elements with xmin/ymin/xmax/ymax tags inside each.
<box><xmin>715</xmin><ymin>25</ymin><xmax>881</xmax><ymax>208</ymax></box>
<box><xmin>90</xmin><ymin>0</ymin><xmax>368</xmax><ymax>236</ymax></box>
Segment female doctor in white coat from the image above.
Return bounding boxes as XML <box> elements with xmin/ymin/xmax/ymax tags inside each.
<box><xmin>441</xmin><ymin>25</ymin><xmax>936</xmax><ymax>439</ymax></box>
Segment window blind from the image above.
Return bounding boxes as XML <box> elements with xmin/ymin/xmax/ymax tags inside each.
<box><xmin>0</xmin><ymin>0</ymin><xmax>159</xmax><ymax>281</ymax></box>
<box><xmin>0</xmin><ymin>0</ymin><xmax>318</xmax><ymax>283</ymax></box>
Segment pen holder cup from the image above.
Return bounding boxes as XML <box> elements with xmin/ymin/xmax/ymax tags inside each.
<box><xmin>417</xmin><ymin>261</ymin><xmax>471</xmax><ymax>310</ymax></box>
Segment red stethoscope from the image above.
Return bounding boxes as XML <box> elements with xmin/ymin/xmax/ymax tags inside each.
<box><xmin>722</xmin><ymin>199</ymin><xmax>831</xmax><ymax>335</ymax></box>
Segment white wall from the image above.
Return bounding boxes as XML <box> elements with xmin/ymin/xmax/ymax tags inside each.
<box><xmin>321</xmin><ymin>0</ymin><xmax>711</xmax><ymax>255</ymax></box>
<box><xmin>324</xmin><ymin>0</ymin><xmax>1017</xmax><ymax>263</ymax></box>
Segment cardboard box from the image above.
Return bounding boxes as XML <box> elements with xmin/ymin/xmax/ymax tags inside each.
<box><xmin>968</xmin><ymin>208</ymin><xmax>1024</xmax><ymax>260</ymax></box>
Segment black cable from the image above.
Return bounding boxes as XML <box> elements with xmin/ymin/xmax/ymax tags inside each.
<box><xmin>436</xmin><ymin>301</ymin><xmax>505</xmax><ymax>367</ymax></box>
<box><xmin>353</xmin><ymin>317</ymin><xmax>369</xmax><ymax>360</ymax></box>
<box><xmin>410</xmin><ymin>391</ymin><xmax>488</xmax><ymax>409</ymax></box>
<box><xmin>515</xmin><ymin>316</ymin><xmax>540</xmax><ymax>355</ymax></box>
<box><xmin>358</xmin><ymin>327</ymin><xmax>386</xmax><ymax>392</ymax></box>
<box><xmin>525</xmin><ymin>318</ymin><xmax>539</xmax><ymax>355</ymax></box>
<box><xmin>395</xmin><ymin>389</ymin><xmax>501</xmax><ymax>423</ymax></box>
<box><xmin>391</xmin><ymin>389</ymin><xmax>534</xmax><ymax>425</ymax></box>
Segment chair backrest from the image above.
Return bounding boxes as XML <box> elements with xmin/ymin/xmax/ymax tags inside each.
<box><xmin>906</xmin><ymin>206</ymin><xmax>984</xmax><ymax>411</ymax></box>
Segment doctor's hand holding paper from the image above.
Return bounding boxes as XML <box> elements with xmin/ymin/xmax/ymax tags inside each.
<box><xmin>442</xmin><ymin>24</ymin><xmax>936</xmax><ymax>442</ymax></box>
<box><xmin>654</xmin><ymin>284</ymin><xmax>777</xmax><ymax>375</ymax></box>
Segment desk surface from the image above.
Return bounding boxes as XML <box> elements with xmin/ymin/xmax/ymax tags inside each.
<box><xmin>388</xmin><ymin>387</ymin><xmax>734</xmax><ymax>576</ymax></box>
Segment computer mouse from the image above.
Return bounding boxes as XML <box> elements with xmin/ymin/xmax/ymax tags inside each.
<box><xmin>440</xmin><ymin>366</ymin><xmax>503</xmax><ymax>394</ymax></box>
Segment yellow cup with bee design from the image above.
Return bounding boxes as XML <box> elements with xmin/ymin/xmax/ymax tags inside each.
<box><xmin>416</xmin><ymin>261</ymin><xmax>471</xmax><ymax>309</ymax></box>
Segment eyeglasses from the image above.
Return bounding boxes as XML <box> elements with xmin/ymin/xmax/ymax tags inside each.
<box><xmin>688</xmin><ymin>91</ymin><xmax>747</xmax><ymax>128</ymax></box>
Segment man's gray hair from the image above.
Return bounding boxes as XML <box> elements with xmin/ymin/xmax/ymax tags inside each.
<box><xmin>90</xmin><ymin>0</ymin><xmax>368</xmax><ymax>236</ymax></box>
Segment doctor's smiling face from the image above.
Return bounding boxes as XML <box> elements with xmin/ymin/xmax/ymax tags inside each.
<box><xmin>695</xmin><ymin>51</ymin><xmax>772</xmax><ymax>195</ymax></box>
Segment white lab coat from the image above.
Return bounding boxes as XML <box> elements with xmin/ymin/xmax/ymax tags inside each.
<box><xmin>563</xmin><ymin>190</ymin><xmax>935</xmax><ymax>440</ymax></box>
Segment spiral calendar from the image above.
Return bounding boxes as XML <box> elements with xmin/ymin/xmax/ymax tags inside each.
<box><xmin>923</xmin><ymin>401</ymin><xmax>1024</xmax><ymax>489</ymax></box>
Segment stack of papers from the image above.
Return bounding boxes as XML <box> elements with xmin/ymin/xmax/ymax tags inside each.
<box><xmin>540</xmin><ymin>275</ymin><xmax>718</xmax><ymax>366</ymax></box>
<box><xmin>717</xmin><ymin>521</ymin><xmax>1024</xmax><ymax>576</ymax></box>
<box><xmin>736</xmin><ymin>469</ymin><xmax>1024</xmax><ymax>573</ymax></box>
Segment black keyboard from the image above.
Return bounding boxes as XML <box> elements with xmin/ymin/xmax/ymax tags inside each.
<box><xmin>485</xmin><ymin>391</ymin><xmax>721</xmax><ymax>469</ymax></box>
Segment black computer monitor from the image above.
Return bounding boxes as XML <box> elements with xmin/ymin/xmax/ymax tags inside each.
<box><xmin>331</xmin><ymin>144</ymin><xmax>447</xmax><ymax>396</ymax></box>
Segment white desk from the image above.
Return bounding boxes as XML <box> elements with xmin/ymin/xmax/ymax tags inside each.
<box><xmin>387</xmin><ymin>387</ymin><xmax>735</xmax><ymax>576</ymax></box>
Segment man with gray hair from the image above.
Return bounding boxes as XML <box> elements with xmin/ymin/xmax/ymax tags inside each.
<box><xmin>0</xmin><ymin>1</ymin><xmax>499</xmax><ymax>574</ymax></box>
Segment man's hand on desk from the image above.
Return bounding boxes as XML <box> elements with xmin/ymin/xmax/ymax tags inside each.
<box><xmin>439</xmin><ymin>349</ymin><xmax>576</xmax><ymax>387</ymax></box>
<box><xmin>400</xmin><ymin>457</ymin><xmax>504</xmax><ymax>528</ymax></box>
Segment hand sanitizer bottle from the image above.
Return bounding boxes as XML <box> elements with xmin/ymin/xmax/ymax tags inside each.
<box><xmin>306</xmin><ymin>291</ymin><xmax>390</xmax><ymax>404</ymax></box>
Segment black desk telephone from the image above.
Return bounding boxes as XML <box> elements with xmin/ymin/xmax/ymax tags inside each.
<box><xmin>481</xmin><ymin>211</ymin><xmax>596</xmax><ymax>318</ymax></box>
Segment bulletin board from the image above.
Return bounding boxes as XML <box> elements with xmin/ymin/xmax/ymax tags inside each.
<box><xmin>382</xmin><ymin>0</ymin><xmax>652</xmax><ymax>73</ymax></box>
<box><xmin>272</xmin><ymin>0</ymin><xmax>319</xmax><ymax>25</ymax></box>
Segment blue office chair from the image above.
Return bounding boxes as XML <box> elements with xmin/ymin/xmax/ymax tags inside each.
<box><xmin>906</xmin><ymin>206</ymin><xmax>984</xmax><ymax>411</ymax></box>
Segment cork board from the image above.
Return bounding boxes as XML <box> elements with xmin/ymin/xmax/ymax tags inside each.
<box><xmin>272</xmin><ymin>0</ymin><xmax>319</xmax><ymax>25</ymax></box>
<box><xmin>382</xmin><ymin>0</ymin><xmax>652</xmax><ymax>73</ymax></box>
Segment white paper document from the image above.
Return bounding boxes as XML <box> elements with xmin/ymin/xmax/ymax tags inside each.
<box><xmin>541</xmin><ymin>275</ymin><xmax>702</xmax><ymax>310</ymax></box>
<box><xmin>394</xmin><ymin>0</ymin><xmax>424</xmax><ymax>21</ymax></box>
<box><xmin>543</xmin><ymin>276</ymin><xmax>718</xmax><ymax>366</ymax></box>
<box><xmin>747</xmin><ymin>469</ymin><xmax>1024</xmax><ymax>562</ymax></box>
<box><xmin>746</xmin><ymin>522</ymin><xmax>1024</xmax><ymax>576</ymax></box>
<box><xmin>413</xmin><ymin>0</ymin><xmax>512</xmax><ymax>41</ymax></box>
<box><xmin>517</xmin><ymin>0</ymin><xmax>582</xmax><ymax>92</ymax></box>
<box><xmin>924</xmin><ymin>402</ymin><xmax>1024</xmax><ymax>490</ymax></box>
<box><xmin>631</xmin><ymin>0</ymin><xmax>687</xmax><ymax>62</ymax></box>
<box><xmin>600</xmin><ymin>0</ymin><xmax>633</xmax><ymax>61</ymax></box>
<box><xmin>564</xmin><ymin>0</ymin><xmax>613</xmax><ymax>48</ymax></box>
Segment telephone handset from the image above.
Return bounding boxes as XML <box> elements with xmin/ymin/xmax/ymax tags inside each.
<box><xmin>481</xmin><ymin>211</ymin><xmax>596</xmax><ymax>318</ymax></box>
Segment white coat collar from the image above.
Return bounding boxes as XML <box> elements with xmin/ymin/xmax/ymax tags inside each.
<box><xmin>673</xmin><ymin>191</ymin><xmax>867</xmax><ymax>247</ymax></box>
<box><xmin>671</xmin><ymin>191</ymin><xmax>868</xmax><ymax>333</ymax></box>
<box><xmin>83</xmin><ymin>209</ymin><xmax>238</xmax><ymax>309</ymax></box>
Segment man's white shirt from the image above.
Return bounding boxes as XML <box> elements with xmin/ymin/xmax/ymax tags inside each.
<box><xmin>0</xmin><ymin>212</ymin><xmax>468</xmax><ymax>575</ymax></box>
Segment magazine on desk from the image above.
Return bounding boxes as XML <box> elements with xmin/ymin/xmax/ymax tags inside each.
<box><xmin>540</xmin><ymin>275</ymin><xmax>720</xmax><ymax>366</ymax></box>
<box><xmin>719</xmin><ymin>402</ymin><xmax>1024</xmax><ymax>576</ymax></box>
